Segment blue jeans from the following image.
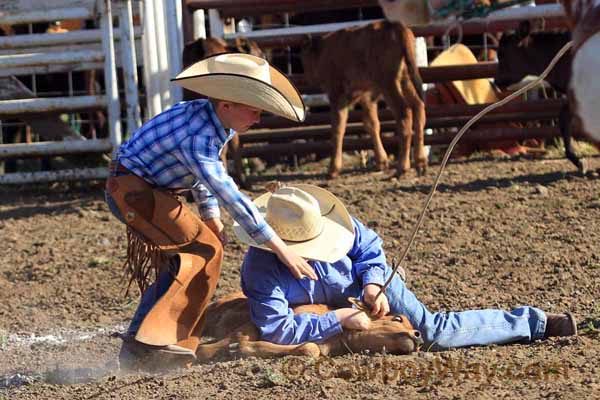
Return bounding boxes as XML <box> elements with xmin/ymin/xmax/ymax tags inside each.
<box><xmin>125</xmin><ymin>270</ymin><xmax>175</xmax><ymax>335</ymax></box>
<box><xmin>382</xmin><ymin>269</ymin><xmax>546</xmax><ymax>350</ymax></box>
<box><xmin>105</xmin><ymin>190</ymin><xmax>126</xmax><ymax>224</ymax></box>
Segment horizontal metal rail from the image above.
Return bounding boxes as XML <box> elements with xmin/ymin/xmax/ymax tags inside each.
<box><xmin>240</xmin><ymin>111</ymin><xmax>560</xmax><ymax>144</ymax></box>
<box><xmin>0</xmin><ymin>27</ymin><xmax>143</xmax><ymax>50</ymax></box>
<box><xmin>255</xmin><ymin>99</ymin><xmax>566</xmax><ymax>130</ymax></box>
<box><xmin>0</xmin><ymin>50</ymin><xmax>104</xmax><ymax>68</ymax></box>
<box><xmin>292</xmin><ymin>62</ymin><xmax>500</xmax><ymax>96</ymax></box>
<box><xmin>238</xmin><ymin>126</ymin><xmax>562</xmax><ymax>158</ymax></box>
<box><xmin>0</xmin><ymin>96</ymin><xmax>107</xmax><ymax>117</ymax></box>
<box><xmin>0</xmin><ymin>167</ymin><xmax>108</xmax><ymax>185</ymax></box>
<box><xmin>0</xmin><ymin>139</ymin><xmax>112</xmax><ymax>160</ymax></box>
<box><xmin>0</xmin><ymin>62</ymin><xmax>105</xmax><ymax>78</ymax></box>
<box><xmin>0</xmin><ymin>7</ymin><xmax>93</xmax><ymax>25</ymax></box>
<box><xmin>187</xmin><ymin>0</ymin><xmax>378</xmax><ymax>17</ymax></box>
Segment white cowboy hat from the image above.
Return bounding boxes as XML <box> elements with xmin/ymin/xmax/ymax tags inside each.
<box><xmin>172</xmin><ymin>53</ymin><xmax>306</xmax><ymax>122</ymax></box>
<box><xmin>233</xmin><ymin>184</ymin><xmax>355</xmax><ymax>263</ymax></box>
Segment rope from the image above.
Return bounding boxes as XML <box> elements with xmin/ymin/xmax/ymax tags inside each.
<box><xmin>366</xmin><ymin>40</ymin><xmax>574</xmax><ymax>305</ymax></box>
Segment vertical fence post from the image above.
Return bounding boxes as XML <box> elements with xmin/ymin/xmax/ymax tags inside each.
<box><xmin>165</xmin><ymin>0</ymin><xmax>183</xmax><ymax>103</ymax></box>
<box><xmin>153</xmin><ymin>0</ymin><xmax>172</xmax><ymax>110</ymax></box>
<box><xmin>415</xmin><ymin>36</ymin><xmax>432</xmax><ymax>159</ymax></box>
<box><xmin>141</xmin><ymin>0</ymin><xmax>163</xmax><ymax>119</ymax></box>
<box><xmin>118</xmin><ymin>0</ymin><xmax>142</xmax><ymax>137</ymax></box>
<box><xmin>208</xmin><ymin>9</ymin><xmax>224</xmax><ymax>37</ymax></box>
<box><xmin>100</xmin><ymin>0</ymin><xmax>123</xmax><ymax>156</ymax></box>
<box><xmin>193</xmin><ymin>9</ymin><xmax>206</xmax><ymax>39</ymax></box>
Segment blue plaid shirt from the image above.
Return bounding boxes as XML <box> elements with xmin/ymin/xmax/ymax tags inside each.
<box><xmin>116</xmin><ymin>99</ymin><xmax>275</xmax><ymax>244</ymax></box>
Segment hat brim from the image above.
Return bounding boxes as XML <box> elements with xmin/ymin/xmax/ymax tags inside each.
<box><xmin>233</xmin><ymin>184</ymin><xmax>355</xmax><ymax>263</ymax></box>
<box><xmin>172</xmin><ymin>53</ymin><xmax>306</xmax><ymax>122</ymax></box>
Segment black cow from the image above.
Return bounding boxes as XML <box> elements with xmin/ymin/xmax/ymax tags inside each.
<box><xmin>495</xmin><ymin>21</ymin><xmax>586</xmax><ymax>172</ymax></box>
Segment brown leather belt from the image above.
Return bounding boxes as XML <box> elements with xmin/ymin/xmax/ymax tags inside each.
<box><xmin>109</xmin><ymin>161</ymin><xmax>132</xmax><ymax>176</ymax></box>
<box><xmin>108</xmin><ymin>161</ymin><xmax>191</xmax><ymax>196</ymax></box>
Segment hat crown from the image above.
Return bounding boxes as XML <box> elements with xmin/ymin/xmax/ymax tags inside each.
<box><xmin>265</xmin><ymin>187</ymin><xmax>324</xmax><ymax>242</ymax></box>
<box><xmin>208</xmin><ymin>54</ymin><xmax>271</xmax><ymax>84</ymax></box>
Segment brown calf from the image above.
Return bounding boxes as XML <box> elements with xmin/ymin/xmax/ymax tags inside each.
<box><xmin>195</xmin><ymin>292</ymin><xmax>422</xmax><ymax>360</ymax></box>
<box><xmin>301</xmin><ymin>21</ymin><xmax>427</xmax><ymax>178</ymax></box>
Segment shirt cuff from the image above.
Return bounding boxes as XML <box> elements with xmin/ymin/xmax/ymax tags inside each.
<box><xmin>198</xmin><ymin>204</ymin><xmax>221</xmax><ymax>220</ymax></box>
<box><xmin>320</xmin><ymin>311</ymin><xmax>344</xmax><ymax>341</ymax></box>
<box><xmin>362</xmin><ymin>267</ymin><xmax>385</xmax><ymax>287</ymax></box>
<box><xmin>248</xmin><ymin>222</ymin><xmax>276</xmax><ymax>245</ymax></box>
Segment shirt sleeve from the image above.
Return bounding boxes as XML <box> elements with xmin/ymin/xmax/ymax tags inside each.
<box><xmin>241</xmin><ymin>251</ymin><xmax>343</xmax><ymax>345</ymax></box>
<box><xmin>179</xmin><ymin>138</ymin><xmax>275</xmax><ymax>244</ymax></box>
<box><xmin>191</xmin><ymin>182</ymin><xmax>220</xmax><ymax>220</ymax></box>
<box><xmin>347</xmin><ymin>217</ymin><xmax>388</xmax><ymax>288</ymax></box>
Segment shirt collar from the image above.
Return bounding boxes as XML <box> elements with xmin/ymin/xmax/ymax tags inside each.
<box><xmin>206</xmin><ymin>100</ymin><xmax>234</xmax><ymax>146</ymax></box>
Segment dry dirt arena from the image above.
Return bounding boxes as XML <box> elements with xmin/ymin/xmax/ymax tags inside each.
<box><xmin>1</xmin><ymin>154</ymin><xmax>600</xmax><ymax>399</ymax></box>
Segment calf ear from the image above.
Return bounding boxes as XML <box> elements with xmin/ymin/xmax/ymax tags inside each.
<box><xmin>517</xmin><ymin>20</ymin><xmax>531</xmax><ymax>40</ymax></box>
<box><xmin>516</xmin><ymin>21</ymin><xmax>532</xmax><ymax>47</ymax></box>
<box><xmin>303</xmin><ymin>34</ymin><xmax>322</xmax><ymax>54</ymax></box>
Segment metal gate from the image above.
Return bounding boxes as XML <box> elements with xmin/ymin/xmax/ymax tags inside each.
<box><xmin>0</xmin><ymin>0</ymin><xmax>141</xmax><ymax>184</ymax></box>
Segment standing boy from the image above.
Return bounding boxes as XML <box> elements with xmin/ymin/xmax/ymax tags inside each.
<box><xmin>106</xmin><ymin>54</ymin><xmax>315</xmax><ymax>366</ymax></box>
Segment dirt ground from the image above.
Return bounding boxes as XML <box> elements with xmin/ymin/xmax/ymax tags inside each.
<box><xmin>1</xmin><ymin>153</ymin><xmax>600</xmax><ymax>399</ymax></box>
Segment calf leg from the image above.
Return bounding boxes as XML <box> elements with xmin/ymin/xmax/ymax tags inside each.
<box><xmin>402</xmin><ymin>79</ymin><xmax>427</xmax><ymax>175</ymax></box>
<box><xmin>196</xmin><ymin>337</ymin><xmax>233</xmax><ymax>360</ymax></box>
<box><xmin>383</xmin><ymin>81</ymin><xmax>412</xmax><ymax>175</ymax></box>
<box><xmin>328</xmin><ymin>100</ymin><xmax>350</xmax><ymax>179</ymax></box>
<box><xmin>238</xmin><ymin>340</ymin><xmax>321</xmax><ymax>358</ymax></box>
<box><xmin>559</xmin><ymin>103</ymin><xmax>586</xmax><ymax>173</ymax></box>
<box><xmin>359</xmin><ymin>94</ymin><xmax>388</xmax><ymax>171</ymax></box>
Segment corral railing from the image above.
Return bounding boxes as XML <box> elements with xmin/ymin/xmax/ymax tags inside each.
<box><xmin>184</xmin><ymin>0</ymin><xmax>570</xmax><ymax>180</ymax></box>
<box><xmin>0</xmin><ymin>0</ymin><xmax>140</xmax><ymax>184</ymax></box>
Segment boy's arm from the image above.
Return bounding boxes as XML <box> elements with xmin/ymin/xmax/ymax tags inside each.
<box><xmin>347</xmin><ymin>217</ymin><xmax>388</xmax><ymax>288</ymax></box>
<box><xmin>181</xmin><ymin>148</ymin><xmax>275</xmax><ymax>245</ymax></box>
<box><xmin>191</xmin><ymin>183</ymin><xmax>220</xmax><ymax>220</ymax></box>
<box><xmin>241</xmin><ymin>254</ymin><xmax>343</xmax><ymax>345</ymax></box>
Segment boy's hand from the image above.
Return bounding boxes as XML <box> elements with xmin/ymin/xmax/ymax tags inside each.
<box><xmin>363</xmin><ymin>284</ymin><xmax>390</xmax><ymax>319</ymax></box>
<box><xmin>204</xmin><ymin>218</ymin><xmax>228</xmax><ymax>245</ymax></box>
<box><xmin>264</xmin><ymin>236</ymin><xmax>318</xmax><ymax>280</ymax></box>
<box><xmin>276</xmin><ymin>246</ymin><xmax>318</xmax><ymax>280</ymax></box>
<box><xmin>335</xmin><ymin>308</ymin><xmax>371</xmax><ymax>331</ymax></box>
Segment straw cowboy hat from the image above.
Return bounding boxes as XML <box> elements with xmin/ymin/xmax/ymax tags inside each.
<box><xmin>234</xmin><ymin>184</ymin><xmax>355</xmax><ymax>263</ymax></box>
<box><xmin>172</xmin><ymin>53</ymin><xmax>306</xmax><ymax>122</ymax></box>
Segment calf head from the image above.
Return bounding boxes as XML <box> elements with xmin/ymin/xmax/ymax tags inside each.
<box><xmin>232</xmin><ymin>37</ymin><xmax>265</xmax><ymax>58</ymax></box>
<box><xmin>299</xmin><ymin>36</ymin><xmax>324</xmax><ymax>86</ymax></box>
<box><xmin>332</xmin><ymin>314</ymin><xmax>422</xmax><ymax>356</ymax></box>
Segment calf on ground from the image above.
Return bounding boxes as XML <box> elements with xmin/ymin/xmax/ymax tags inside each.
<box><xmin>301</xmin><ymin>21</ymin><xmax>427</xmax><ymax>178</ymax></box>
<box><xmin>195</xmin><ymin>292</ymin><xmax>422</xmax><ymax>360</ymax></box>
<box><xmin>495</xmin><ymin>21</ymin><xmax>589</xmax><ymax>172</ymax></box>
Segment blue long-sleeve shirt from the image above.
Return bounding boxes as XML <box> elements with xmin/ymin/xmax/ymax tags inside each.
<box><xmin>116</xmin><ymin>99</ymin><xmax>275</xmax><ymax>244</ymax></box>
<box><xmin>241</xmin><ymin>217</ymin><xmax>388</xmax><ymax>345</ymax></box>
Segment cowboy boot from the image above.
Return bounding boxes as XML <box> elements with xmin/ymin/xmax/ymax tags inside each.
<box><xmin>118</xmin><ymin>332</ymin><xmax>196</xmax><ymax>372</ymax></box>
<box><xmin>544</xmin><ymin>312</ymin><xmax>578</xmax><ymax>339</ymax></box>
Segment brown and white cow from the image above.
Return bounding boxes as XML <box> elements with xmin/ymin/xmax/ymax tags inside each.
<box><xmin>561</xmin><ymin>0</ymin><xmax>600</xmax><ymax>145</ymax></box>
<box><xmin>301</xmin><ymin>21</ymin><xmax>427</xmax><ymax>178</ymax></box>
<box><xmin>195</xmin><ymin>292</ymin><xmax>422</xmax><ymax>360</ymax></box>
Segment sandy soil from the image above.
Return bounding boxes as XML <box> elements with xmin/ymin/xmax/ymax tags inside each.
<box><xmin>1</xmin><ymin>154</ymin><xmax>599</xmax><ymax>399</ymax></box>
